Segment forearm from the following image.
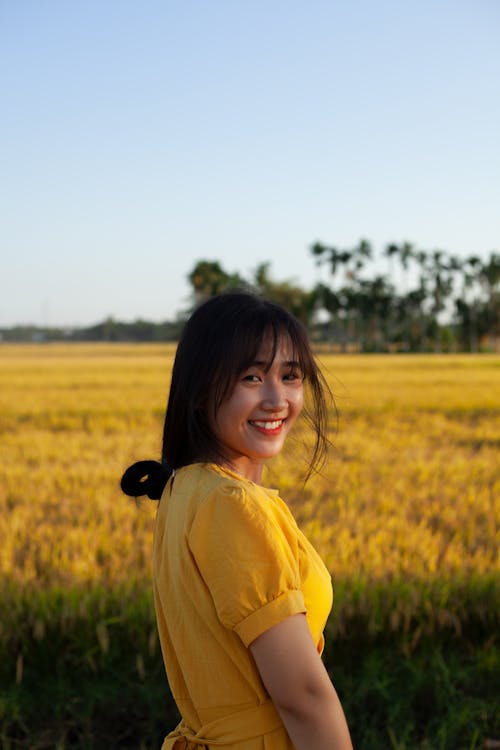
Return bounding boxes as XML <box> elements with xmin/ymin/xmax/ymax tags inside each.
<box><xmin>277</xmin><ymin>684</ymin><xmax>353</xmax><ymax>750</ymax></box>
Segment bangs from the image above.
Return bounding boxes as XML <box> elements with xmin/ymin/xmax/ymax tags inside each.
<box><xmin>212</xmin><ymin>305</ymin><xmax>318</xmax><ymax>410</ymax></box>
<box><xmin>162</xmin><ymin>291</ymin><xmax>332</xmax><ymax>480</ymax></box>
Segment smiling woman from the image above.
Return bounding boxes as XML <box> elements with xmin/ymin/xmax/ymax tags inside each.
<box><xmin>211</xmin><ymin>338</ymin><xmax>304</xmax><ymax>483</ymax></box>
<box><xmin>120</xmin><ymin>291</ymin><xmax>353</xmax><ymax>750</ymax></box>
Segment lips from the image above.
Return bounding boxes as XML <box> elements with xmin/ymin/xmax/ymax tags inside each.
<box><xmin>248</xmin><ymin>419</ymin><xmax>284</xmax><ymax>434</ymax></box>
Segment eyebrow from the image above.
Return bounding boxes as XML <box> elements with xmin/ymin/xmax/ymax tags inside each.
<box><xmin>249</xmin><ymin>359</ymin><xmax>302</xmax><ymax>368</ymax></box>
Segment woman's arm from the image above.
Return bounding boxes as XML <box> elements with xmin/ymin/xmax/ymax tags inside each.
<box><xmin>249</xmin><ymin>613</ymin><xmax>353</xmax><ymax>750</ymax></box>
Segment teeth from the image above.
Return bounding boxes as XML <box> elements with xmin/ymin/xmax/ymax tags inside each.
<box><xmin>252</xmin><ymin>420</ymin><xmax>282</xmax><ymax>430</ymax></box>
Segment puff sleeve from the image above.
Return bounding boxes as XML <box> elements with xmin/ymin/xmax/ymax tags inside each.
<box><xmin>188</xmin><ymin>484</ymin><xmax>306</xmax><ymax>647</ymax></box>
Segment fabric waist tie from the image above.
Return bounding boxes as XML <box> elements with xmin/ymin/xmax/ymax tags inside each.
<box><xmin>161</xmin><ymin>700</ymin><xmax>283</xmax><ymax>749</ymax></box>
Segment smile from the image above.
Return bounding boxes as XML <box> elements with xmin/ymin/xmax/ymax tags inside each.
<box><xmin>248</xmin><ymin>419</ymin><xmax>284</xmax><ymax>433</ymax></box>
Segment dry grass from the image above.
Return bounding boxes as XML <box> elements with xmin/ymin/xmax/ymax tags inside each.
<box><xmin>0</xmin><ymin>345</ymin><xmax>498</xmax><ymax>631</ymax></box>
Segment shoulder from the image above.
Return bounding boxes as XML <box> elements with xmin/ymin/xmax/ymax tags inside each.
<box><xmin>174</xmin><ymin>462</ymin><xmax>247</xmax><ymax>502</ymax></box>
<box><xmin>188</xmin><ymin>467</ymin><xmax>301</xmax><ymax>551</ymax></box>
<box><xmin>175</xmin><ymin>463</ymin><xmax>267</xmax><ymax>508</ymax></box>
<box><xmin>172</xmin><ymin>464</ymin><xmax>298</xmax><ymax>542</ymax></box>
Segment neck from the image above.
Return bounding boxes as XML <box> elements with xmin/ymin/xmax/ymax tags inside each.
<box><xmin>220</xmin><ymin>458</ymin><xmax>264</xmax><ymax>485</ymax></box>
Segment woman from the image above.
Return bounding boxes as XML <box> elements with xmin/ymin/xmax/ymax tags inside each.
<box><xmin>121</xmin><ymin>292</ymin><xmax>353</xmax><ymax>750</ymax></box>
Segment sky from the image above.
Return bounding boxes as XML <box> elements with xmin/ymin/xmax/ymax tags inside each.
<box><xmin>1</xmin><ymin>0</ymin><xmax>499</xmax><ymax>327</ymax></box>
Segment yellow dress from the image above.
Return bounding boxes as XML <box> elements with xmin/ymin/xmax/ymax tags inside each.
<box><xmin>153</xmin><ymin>463</ymin><xmax>333</xmax><ymax>749</ymax></box>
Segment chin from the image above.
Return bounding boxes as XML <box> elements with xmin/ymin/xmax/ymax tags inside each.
<box><xmin>258</xmin><ymin>448</ymin><xmax>284</xmax><ymax>460</ymax></box>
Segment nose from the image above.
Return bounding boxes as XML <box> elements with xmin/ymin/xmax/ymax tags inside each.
<box><xmin>261</xmin><ymin>380</ymin><xmax>287</xmax><ymax>411</ymax></box>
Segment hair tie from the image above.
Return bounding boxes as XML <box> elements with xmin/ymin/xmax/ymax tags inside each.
<box><xmin>120</xmin><ymin>460</ymin><xmax>172</xmax><ymax>500</ymax></box>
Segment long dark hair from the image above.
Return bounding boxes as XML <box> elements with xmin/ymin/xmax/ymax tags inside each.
<box><xmin>121</xmin><ymin>291</ymin><xmax>333</xmax><ymax>499</ymax></box>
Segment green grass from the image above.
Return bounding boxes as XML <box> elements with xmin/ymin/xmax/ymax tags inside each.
<box><xmin>1</xmin><ymin>582</ymin><xmax>498</xmax><ymax>750</ymax></box>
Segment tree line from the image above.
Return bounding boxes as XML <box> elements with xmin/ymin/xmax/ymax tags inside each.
<box><xmin>2</xmin><ymin>240</ymin><xmax>498</xmax><ymax>351</ymax></box>
<box><xmin>188</xmin><ymin>241</ymin><xmax>499</xmax><ymax>352</ymax></box>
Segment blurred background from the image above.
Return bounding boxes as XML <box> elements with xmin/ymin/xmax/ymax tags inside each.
<box><xmin>1</xmin><ymin>0</ymin><xmax>499</xmax><ymax>331</ymax></box>
<box><xmin>1</xmin><ymin>3</ymin><xmax>499</xmax><ymax>749</ymax></box>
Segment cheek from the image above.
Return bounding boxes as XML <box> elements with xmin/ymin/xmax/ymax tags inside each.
<box><xmin>232</xmin><ymin>388</ymin><xmax>259</xmax><ymax>414</ymax></box>
<box><xmin>291</xmin><ymin>389</ymin><xmax>304</xmax><ymax>416</ymax></box>
<box><xmin>215</xmin><ymin>391</ymin><xmax>253</xmax><ymax>427</ymax></box>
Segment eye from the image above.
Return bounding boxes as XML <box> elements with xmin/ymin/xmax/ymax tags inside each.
<box><xmin>283</xmin><ymin>369</ymin><xmax>303</xmax><ymax>382</ymax></box>
<box><xmin>242</xmin><ymin>373</ymin><xmax>261</xmax><ymax>383</ymax></box>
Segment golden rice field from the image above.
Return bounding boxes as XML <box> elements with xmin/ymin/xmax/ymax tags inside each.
<box><xmin>0</xmin><ymin>344</ymin><xmax>499</xmax><ymax>636</ymax></box>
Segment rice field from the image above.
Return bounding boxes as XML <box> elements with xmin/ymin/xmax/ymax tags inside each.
<box><xmin>0</xmin><ymin>345</ymin><xmax>498</xmax><ymax>621</ymax></box>
<box><xmin>1</xmin><ymin>344</ymin><xmax>499</xmax><ymax>749</ymax></box>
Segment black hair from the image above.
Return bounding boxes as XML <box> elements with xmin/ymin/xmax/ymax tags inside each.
<box><xmin>121</xmin><ymin>291</ymin><xmax>333</xmax><ymax>499</ymax></box>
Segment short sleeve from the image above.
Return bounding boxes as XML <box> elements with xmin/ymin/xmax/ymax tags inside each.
<box><xmin>188</xmin><ymin>484</ymin><xmax>306</xmax><ymax>646</ymax></box>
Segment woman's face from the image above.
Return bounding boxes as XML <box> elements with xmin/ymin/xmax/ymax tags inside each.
<box><xmin>211</xmin><ymin>335</ymin><xmax>304</xmax><ymax>483</ymax></box>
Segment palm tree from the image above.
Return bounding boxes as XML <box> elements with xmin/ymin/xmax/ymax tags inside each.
<box><xmin>390</xmin><ymin>242</ymin><xmax>415</xmax><ymax>294</ymax></box>
<box><xmin>457</xmin><ymin>255</ymin><xmax>482</xmax><ymax>351</ymax></box>
<box><xmin>426</xmin><ymin>250</ymin><xmax>456</xmax><ymax>351</ymax></box>
<box><xmin>480</xmin><ymin>253</ymin><xmax>500</xmax><ymax>348</ymax></box>
<box><xmin>384</xmin><ymin>243</ymin><xmax>399</xmax><ymax>286</ymax></box>
<box><xmin>312</xmin><ymin>282</ymin><xmax>345</xmax><ymax>347</ymax></box>
<box><xmin>310</xmin><ymin>242</ymin><xmax>347</xmax><ymax>277</ymax></box>
<box><xmin>309</xmin><ymin>240</ymin><xmax>374</xmax><ymax>347</ymax></box>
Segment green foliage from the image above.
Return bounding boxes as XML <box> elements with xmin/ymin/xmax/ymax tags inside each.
<box><xmin>0</xmin><ymin>318</ymin><xmax>185</xmax><ymax>344</ymax></box>
<box><xmin>311</xmin><ymin>241</ymin><xmax>499</xmax><ymax>352</ymax></box>
<box><xmin>0</xmin><ymin>585</ymin><xmax>177</xmax><ymax>749</ymax></box>
<box><xmin>2</xmin><ymin>243</ymin><xmax>498</xmax><ymax>351</ymax></box>
<box><xmin>187</xmin><ymin>260</ymin><xmax>247</xmax><ymax>302</ymax></box>
<box><xmin>1</xmin><ymin>582</ymin><xmax>498</xmax><ymax>749</ymax></box>
<box><xmin>330</xmin><ymin>635</ymin><xmax>499</xmax><ymax>750</ymax></box>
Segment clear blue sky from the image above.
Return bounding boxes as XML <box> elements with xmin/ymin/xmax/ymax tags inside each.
<box><xmin>1</xmin><ymin>0</ymin><xmax>499</xmax><ymax>327</ymax></box>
